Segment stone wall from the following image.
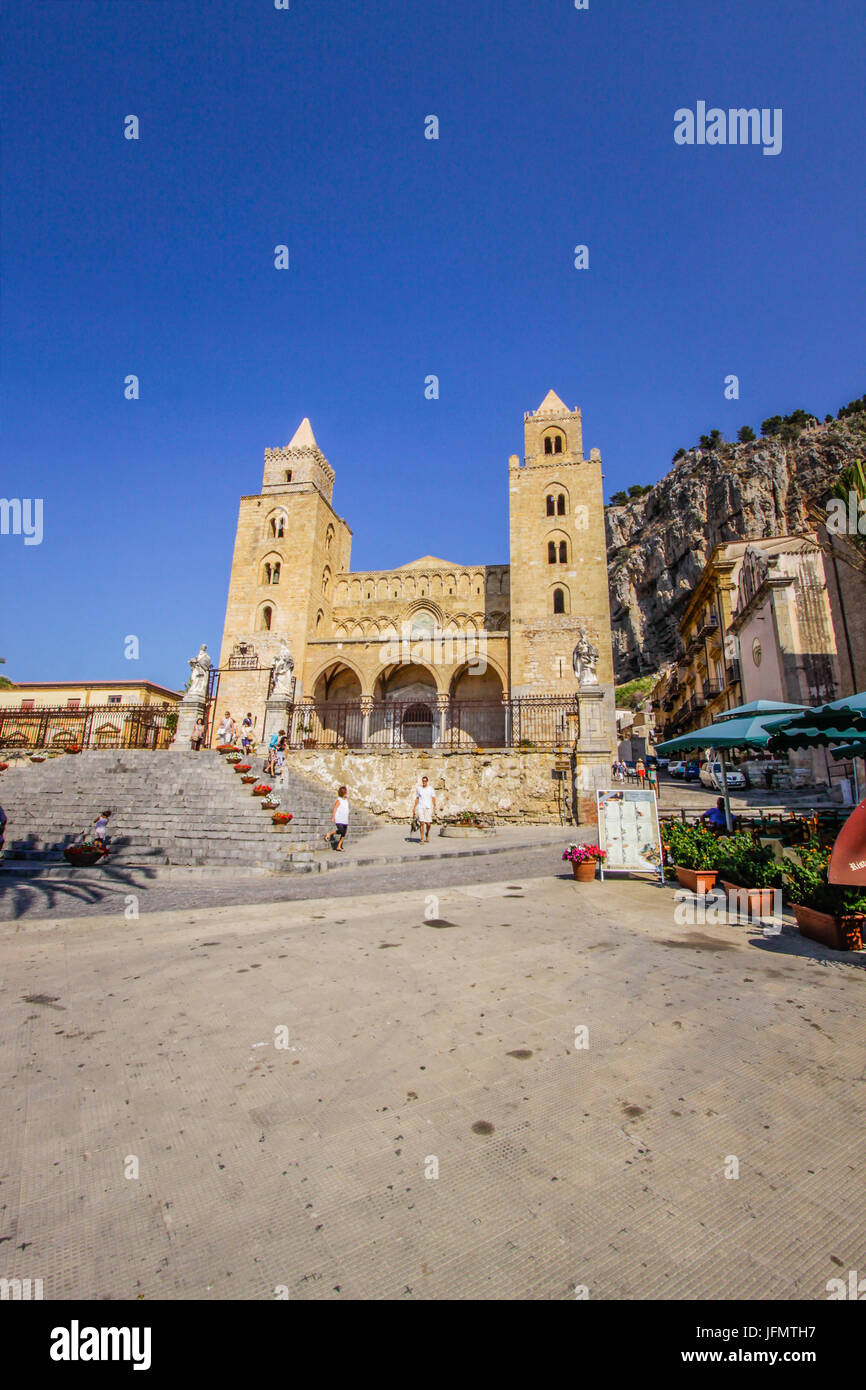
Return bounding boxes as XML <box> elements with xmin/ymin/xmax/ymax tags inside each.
<box><xmin>284</xmin><ymin>746</ymin><xmax>612</xmax><ymax>826</ymax></box>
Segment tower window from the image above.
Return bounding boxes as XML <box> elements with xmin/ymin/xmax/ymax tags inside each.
<box><xmin>260</xmin><ymin>606</ymin><xmax>273</xmax><ymax>631</ymax></box>
<box><xmin>553</xmin><ymin>588</ymin><xmax>565</xmax><ymax>614</ymax></box>
<box><xmin>544</xmin><ymin>433</ymin><xmax>564</xmax><ymax>455</ymax></box>
<box><xmin>548</xmin><ymin>541</ymin><xmax>557</xmax><ymax>564</ymax></box>
<box><xmin>285</xmin><ymin>471</ymin><xmax>292</xmax><ymax>483</ymax></box>
<box><xmin>557</xmin><ymin>494</ymin><xmax>566</xmax><ymax>515</ymax></box>
<box><xmin>269</xmin><ymin>516</ymin><xmax>286</xmax><ymax>539</ymax></box>
<box><xmin>544</xmin><ymin>437</ymin><xmax>553</xmax><ymax>455</ymax></box>
<box><xmin>559</xmin><ymin>540</ymin><xmax>567</xmax><ymax>563</ymax></box>
<box><xmin>271</xmin><ymin>562</ymin><xmax>280</xmax><ymax>584</ymax></box>
<box><xmin>263</xmin><ymin>562</ymin><xmax>272</xmax><ymax>585</ymax></box>
<box><xmin>546</xmin><ymin>495</ymin><xmax>555</xmax><ymax>516</ymax></box>
<box><xmin>555</xmin><ymin>436</ymin><xmax>563</xmax><ymax>453</ymax></box>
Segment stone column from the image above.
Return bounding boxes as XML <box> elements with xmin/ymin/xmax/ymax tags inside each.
<box><xmin>437</xmin><ymin>694</ymin><xmax>449</xmax><ymax>747</ymax></box>
<box><xmin>573</xmin><ymin>685</ymin><xmax>616</xmax><ymax>825</ymax></box>
<box><xmin>263</xmin><ymin>696</ymin><xmax>293</xmax><ymax>748</ymax></box>
<box><xmin>172</xmin><ymin>694</ymin><xmax>207</xmax><ymax>752</ymax></box>
<box><xmin>361</xmin><ymin>696</ymin><xmax>373</xmax><ymax>747</ymax></box>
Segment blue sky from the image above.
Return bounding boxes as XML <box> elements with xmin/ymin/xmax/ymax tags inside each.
<box><xmin>2</xmin><ymin>0</ymin><xmax>864</xmax><ymax>687</ymax></box>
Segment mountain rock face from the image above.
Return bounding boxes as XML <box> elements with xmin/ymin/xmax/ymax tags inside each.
<box><xmin>606</xmin><ymin>421</ymin><xmax>865</xmax><ymax>682</ymax></box>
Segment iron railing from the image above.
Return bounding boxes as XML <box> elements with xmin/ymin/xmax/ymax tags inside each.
<box><xmin>286</xmin><ymin>697</ymin><xmax>579</xmax><ymax>750</ymax></box>
<box><xmin>0</xmin><ymin>704</ymin><xmax>176</xmax><ymax>751</ymax></box>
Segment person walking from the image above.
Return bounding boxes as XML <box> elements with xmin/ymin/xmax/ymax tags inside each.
<box><xmin>635</xmin><ymin>757</ymin><xmax>646</xmax><ymax>787</ymax></box>
<box><xmin>217</xmin><ymin>710</ymin><xmax>235</xmax><ymax>746</ymax></box>
<box><xmin>190</xmin><ymin>717</ymin><xmax>205</xmax><ymax>752</ymax></box>
<box><xmin>241</xmin><ymin>713</ymin><xmax>254</xmax><ymax>755</ymax></box>
<box><xmin>266</xmin><ymin>728</ymin><xmax>283</xmax><ymax>776</ymax></box>
<box><xmin>646</xmin><ymin>762</ymin><xmax>659</xmax><ymax>796</ymax></box>
<box><xmin>413</xmin><ymin>775</ymin><xmax>436</xmax><ymax>844</ymax></box>
<box><xmin>92</xmin><ymin>810</ymin><xmax>111</xmax><ymax>854</ymax></box>
<box><xmin>329</xmin><ymin>785</ymin><xmax>349</xmax><ymax>851</ymax></box>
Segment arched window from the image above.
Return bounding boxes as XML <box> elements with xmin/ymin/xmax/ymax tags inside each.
<box><xmin>544</xmin><ymin>437</ymin><xmax>554</xmax><ymax>455</ymax></box>
<box><xmin>263</xmin><ymin>562</ymin><xmax>272</xmax><ymax>585</ymax></box>
<box><xmin>322</xmin><ymin>567</ymin><xmax>331</xmax><ymax>596</ymax></box>
<box><xmin>326</xmin><ymin>525</ymin><xmax>334</xmax><ymax>551</ymax></box>
<box><xmin>553</xmin><ymin>588</ymin><xmax>565</xmax><ymax>615</ymax></box>
<box><xmin>546</xmin><ymin>495</ymin><xmax>556</xmax><ymax>516</ymax></box>
<box><xmin>269</xmin><ymin>515</ymin><xmax>286</xmax><ymax>539</ymax></box>
<box><xmin>557</xmin><ymin>494</ymin><xmax>566</xmax><ymax>515</ymax></box>
<box><xmin>285</xmin><ymin>471</ymin><xmax>292</xmax><ymax>483</ymax></box>
<box><xmin>548</xmin><ymin>541</ymin><xmax>557</xmax><ymax>564</ymax></box>
<box><xmin>260</xmin><ymin>606</ymin><xmax>273</xmax><ymax>631</ymax></box>
<box><xmin>559</xmin><ymin>540</ymin><xmax>567</xmax><ymax>563</ymax></box>
<box><xmin>271</xmin><ymin>562</ymin><xmax>281</xmax><ymax>584</ymax></box>
<box><xmin>544</xmin><ymin>433</ymin><xmax>564</xmax><ymax>455</ymax></box>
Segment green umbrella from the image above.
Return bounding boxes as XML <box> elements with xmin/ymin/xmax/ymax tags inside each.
<box><xmin>656</xmin><ymin>713</ymin><xmax>794</xmax><ymax>831</ymax></box>
<box><xmin>713</xmin><ymin>699</ymin><xmax>809</xmax><ymax>722</ymax></box>
<box><xmin>775</xmin><ymin>690</ymin><xmax>866</xmax><ymax>732</ymax></box>
<box><xmin>656</xmin><ymin>712</ymin><xmax>795</xmax><ymax>755</ymax></box>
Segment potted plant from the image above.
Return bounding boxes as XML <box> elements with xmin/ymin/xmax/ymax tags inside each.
<box><xmin>0</xmin><ymin>762</ymin><xmax>8</xmax><ymax>772</ymax></box>
<box><xmin>29</xmin><ymin>754</ymin><xmax>46</xmax><ymax>763</ymax></box>
<box><xmin>784</xmin><ymin>840</ymin><xmax>866</xmax><ymax>951</ymax></box>
<box><xmin>272</xmin><ymin>811</ymin><xmax>294</xmax><ymax>827</ymax></box>
<box><xmin>661</xmin><ymin>821</ymin><xmax>720</xmax><ymax>894</ymax></box>
<box><xmin>252</xmin><ymin>783</ymin><xmax>272</xmax><ymax>797</ymax></box>
<box><xmin>225</xmin><ymin>751</ymin><xmax>242</xmax><ymax>764</ymax></box>
<box><xmin>714</xmin><ymin>834</ymin><xmax>785</xmax><ymax>917</ymax></box>
<box><xmin>233</xmin><ymin>763</ymin><xmax>252</xmax><ymax>774</ymax></box>
<box><xmin>217</xmin><ymin>743</ymin><xmax>238</xmax><ymax>754</ymax></box>
<box><xmin>562</xmin><ymin>843</ymin><xmax>605</xmax><ymax>882</ymax></box>
<box><xmin>261</xmin><ymin>792</ymin><xmax>281</xmax><ymax>809</ymax></box>
<box><xmin>63</xmin><ymin>842</ymin><xmax>108</xmax><ymax>867</ymax></box>
<box><xmin>65</xmin><ymin>744</ymin><xmax>82</xmax><ymax>754</ymax></box>
<box><xmin>240</xmin><ymin>774</ymin><xmax>256</xmax><ymax>784</ymax></box>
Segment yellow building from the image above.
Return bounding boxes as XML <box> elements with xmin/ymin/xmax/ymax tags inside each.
<box><xmin>653</xmin><ymin>543</ymin><xmax>747</xmax><ymax>740</ymax></box>
<box><xmin>216</xmin><ymin>392</ymin><xmax>617</xmax><ymax>752</ymax></box>
<box><xmin>0</xmin><ymin>681</ymin><xmax>181</xmax><ymax>750</ymax></box>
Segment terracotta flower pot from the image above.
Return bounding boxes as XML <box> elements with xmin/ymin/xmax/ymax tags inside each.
<box><xmin>792</xmin><ymin>904</ymin><xmax>864</xmax><ymax>952</ymax></box>
<box><xmin>675</xmin><ymin>866</ymin><xmax>718</xmax><ymax>895</ymax></box>
<box><xmin>720</xmin><ymin>881</ymin><xmax>778</xmax><ymax>918</ymax></box>
<box><xmin>572</xmin><ymin>860</ymin><xmax>598</xmax><ymax>882</ymax></box>
<box><xmin>63</xmin><ymin>847</ymin><xmax>106</xmax><ymax>867</ymax></box>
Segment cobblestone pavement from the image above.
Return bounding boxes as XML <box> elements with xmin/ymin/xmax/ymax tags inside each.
<box><xmin>1</xmin><ymin>865</ymin><xmax>863</xmax><ymax>1300</ymax></box>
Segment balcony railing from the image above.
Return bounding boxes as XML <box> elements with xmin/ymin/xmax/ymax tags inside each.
<box><xmin>726</xmin><ymin>660</ymin><xmax>741</xmax><ymax>685</ymax></box>
<box><xmin>703</xmin><ymin>680</ymin><xmax>723</xmax><ymax>700</ymax></box>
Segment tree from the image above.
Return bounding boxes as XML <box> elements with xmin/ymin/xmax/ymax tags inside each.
<box><xmin>761</xmin><ymin>416</ymin><xmax>783</xmax><ymax>437</ymax></box>
<box><xmin>737</xmin><ymin>425</ymin><xmax>756</xmax><ymax>443</ymax></box>
<box><xmin>608</xmin><ymin>490</ymin><xmax>628</xmax><ymax>506</ymax></box>
<box><xmin>709</xmin><ymin>428</ymin><xmax>723</xmax><ymax>447</ymax></box>
<box><xmin>628</xmin><ymin>483</ymin><xmax>652</xmax><ymax>498</ymax></box>
<box><xmin>672</xmin><ymin>447</ymin><xmax>686</xmax><ymax>462</ymax></box>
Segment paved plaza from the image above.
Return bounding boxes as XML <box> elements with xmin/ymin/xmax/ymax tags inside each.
<box><xmin>1</xmin><ymin>854</ymin><xmax>864</xmax><ymax>1301</ymax></box>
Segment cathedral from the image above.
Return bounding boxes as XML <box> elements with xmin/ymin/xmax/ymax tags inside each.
<box><xmin>216</xmin><ymin>391</ymin><xmax>616</xmax><ymax>759</ymax></box>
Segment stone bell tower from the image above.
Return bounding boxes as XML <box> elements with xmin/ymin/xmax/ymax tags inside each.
<box><xmin>215</xmin><ymin>417</ymin><xmax>352</xmax><ymax>738</ymax></box>
<box><xmin>508</xmin><ymin>391</ymin><xmax>616</xmax><ymax>798</ymax></box>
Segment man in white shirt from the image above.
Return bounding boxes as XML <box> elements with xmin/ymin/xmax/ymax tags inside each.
<box><xmin>413</xmin><ymin>776</ymin><xmax>436</xmax><ymax>844</ymax></box>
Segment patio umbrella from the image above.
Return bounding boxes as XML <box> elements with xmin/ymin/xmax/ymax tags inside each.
<box><xmin>656</xmin><ymin>713</ymin><xmax>795</xmax><ymax>830</ymax></box>
<box><xmin>774</xmin><ymin>690</ymin><xmax>866</xmax><ymax>731</ymax></box>
<box><xmin>713</xmin><ymin>699</ymin><xmax>809</xmax><ymax>722</ymax></box>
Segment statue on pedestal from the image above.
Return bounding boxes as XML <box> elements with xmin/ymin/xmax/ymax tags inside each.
<box><xmin>187</xmin><ymin>644</ymin><xmax>211</xmax><ymax>698</ymax></box>
<box><xmin>270</xmin><ymin>639</ymin><xmax>295</xmax><ymax>698</ymax></box>
<box><xmin>573</xmin><ymin>630</ymin><xmax>599</xmax><ymax>686</ymax></box>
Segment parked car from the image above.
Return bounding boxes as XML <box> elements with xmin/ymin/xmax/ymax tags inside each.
<box><xmin>668</xmin><ymin>760</ymin><xmax>686</xmax><ymax>778</ymax></box>
<box><xmin>700</xmin><ymin>760</ymin><xmax>747</xmax><ymax>791</ymax></box>
<box><xmin>683</xmin><ymin>760</ymin><xmax>701</xmax><ymax>781</ymax></box>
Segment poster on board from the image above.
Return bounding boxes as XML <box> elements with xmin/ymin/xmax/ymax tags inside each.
<box><xmin>596</xmin><ymin>788</ymin><xmax>664</xmax><ymax>883</ymax></box>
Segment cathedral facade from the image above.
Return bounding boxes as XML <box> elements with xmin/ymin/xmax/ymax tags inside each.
<box><xmin>216</xmin><ymin>391</ymin><xmax>616</xmax><ymax>752</ymax></box>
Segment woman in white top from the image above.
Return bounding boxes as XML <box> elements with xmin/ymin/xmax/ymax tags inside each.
<box><xmin>330</xmin><ymin>786</ymin><xmax>349</xmax><ymax>851</ymax></box>
<box><xmin>217</xmin><ymin>711</ymin><xmax>235</xmax><ymax>746</ymax></box>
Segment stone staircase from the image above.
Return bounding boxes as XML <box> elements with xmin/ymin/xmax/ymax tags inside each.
<box><xmin>0</xmin><ymin>750</ymin><xmax>378</xmax><ymax>871</ymax></box>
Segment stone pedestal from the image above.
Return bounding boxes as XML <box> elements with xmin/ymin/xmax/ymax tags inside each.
<box><xmin>263</xmin><ymin>696</ymin><xmax>293</xmax><ymax>748</ymax></box>
<box><xmin>575</xmin><ymin>686</ymin><xmax>611</xmax><ymax>753</ymax></box>
<box><xmin>172</xmin><ymin>695</ymin><xmax>207</xmax><ymax>752</ymax></box>
<box><xmin>573</xmin><ymin>684</ymin><xmax>616</xmax><ymax>825</ymax></box>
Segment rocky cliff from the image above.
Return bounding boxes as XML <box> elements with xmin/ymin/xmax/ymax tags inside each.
<box><xmin>606</xmin><ymin>417</ymin><xmax>866</xmax><ymax>681</ymax></box>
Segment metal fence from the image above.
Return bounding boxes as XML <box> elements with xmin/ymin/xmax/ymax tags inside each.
<box><xmin>286</xmin><ymin>697</ymin><xmax>578</xmax><ymax>750</ymax></box>
<box><xmin>0</xmin><ymin>704</ymin><xmax>176</xmax><ymax>751</ymax></box>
